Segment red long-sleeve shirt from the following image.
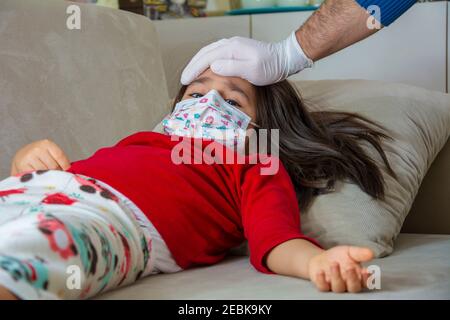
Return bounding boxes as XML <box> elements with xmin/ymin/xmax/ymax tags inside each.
<box><xmin>67</xmin><ymin>131</ymin><xmax>319</xmax><ymax>274</ymax></box>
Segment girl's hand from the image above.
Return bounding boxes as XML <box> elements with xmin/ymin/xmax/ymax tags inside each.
<box><xmin>11</xmin><ymin>139</ymin><xmax>71</xmax><ymax>176</ymax></box>
<box><xmin>308</xmin><ymin>246</ymin><xmax>374</xmax><ymax>293</ymax></box>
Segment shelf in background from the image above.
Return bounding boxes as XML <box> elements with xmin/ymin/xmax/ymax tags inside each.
<box><xmin>226</xmin><ymin>5</ymin><xmax>318</xmax><ymax>15</ymax></box>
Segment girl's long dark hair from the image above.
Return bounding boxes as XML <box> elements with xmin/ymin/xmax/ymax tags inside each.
<box><xmin>173</xmin><ymin>81</ymin><xmax>396</xmax><ymax>211</ymax></box>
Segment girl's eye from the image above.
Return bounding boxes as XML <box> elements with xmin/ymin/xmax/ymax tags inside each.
<box><xmin>226</xmin><ymin>99</ymin><xmax>241</xmax><ymax>108</ymax></box>
<box><xmin>190</xmin><ymin>92</ymin><xmax>203</xmax><ymax>98</ymax></box>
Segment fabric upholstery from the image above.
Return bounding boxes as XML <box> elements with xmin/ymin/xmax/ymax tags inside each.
<box><xmin>0</xmin><ymin>0</ymin><xmax>170</xmax><ymax>179</ymax></box>
<box><xmin>96</xmin><ymin>234</ymin><xmax>450</xmax><ymax>299</ymax></box>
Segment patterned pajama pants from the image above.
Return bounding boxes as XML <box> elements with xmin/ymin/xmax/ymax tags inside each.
<box><xmin>0</xmin><ymin>169</ymin><xmax>157</xmax><ymax>299</ymax></box>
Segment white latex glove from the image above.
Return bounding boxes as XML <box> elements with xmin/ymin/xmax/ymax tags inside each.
<box><xmin>181</xmin><ymin>32</ymin><xmax>313</xmax><ymax>86</ymax></box>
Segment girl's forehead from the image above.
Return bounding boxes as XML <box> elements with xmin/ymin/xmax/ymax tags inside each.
<box><xmin>190</xmin><ymin>71</ymin><xmax>256</xmax><ymax>100</ymax></box>
<box><xmin>200</xmin><ymin>68</ymin><xmax>253</xmax><ymax>85</ymax></box>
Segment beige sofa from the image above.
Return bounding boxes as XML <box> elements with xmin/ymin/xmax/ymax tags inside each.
<box><xmin>0</xmin><ymin>0</ymin><xmax>448</xmax><ymax>299</ymax></box>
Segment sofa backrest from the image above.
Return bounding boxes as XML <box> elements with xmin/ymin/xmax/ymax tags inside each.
<box><xmin>402</xmin><ymin>139</ymin><xmax>450</xmax><ymax>234</ymax></box>
<box><xmin>0</xmin><ymin>0</ymin><xmax>170</xmax><ymax>178</ymax></box>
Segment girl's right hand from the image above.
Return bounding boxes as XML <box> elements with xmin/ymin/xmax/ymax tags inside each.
<box><xmin>308</xmin><ymin>245</ymin><xmax>373</xmax><ymax>293</ymax></box>
<box><xmin>11</xmin><ymin>139</ymin><xmax>71</xmax><ymax>176</ymax></box>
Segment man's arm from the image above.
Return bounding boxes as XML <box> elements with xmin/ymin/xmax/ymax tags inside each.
<box><xmin>296</xmin><ymin>0</ymin><xmax>416</xmax><ymax>61</ymax></box>
<box><xmin>296</xmin><ymin>0</ymin><xmax>378</xmax><ymax>61</ymax></box>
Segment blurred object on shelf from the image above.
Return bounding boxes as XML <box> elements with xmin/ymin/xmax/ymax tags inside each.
<box><xmin>96</xmin><ymin>0</ymin><xmax>119</xmax><ymax>8</ymax></box>
<box><xmin>240</xmin><ymin>0</ymin><xmax>322</xmax><ymax>9</ymax></box>
<box><xmin>187</xmin><ymin>0</ymin><xmax>208</xmax><ymax>17</ymax></box>
<box><xmin>309</xmin><ymin>0</ymin><xmax>324</xmax><ymax>6</ymax></box>
<box><xmin>140</xmin><ymin>0</ymin><xmax>208</xmax><ymax>19</ymax></box>
<box><xmin>72</xmin><ymin>0</ymin><xmax>324</xmax><ymax>19</ymax></box>
<box><xmin>205</xmin><ymin>0</ymin><xmax>231</xmax><ymax>15</ymax></box>
<box><xmin>143</xmin><ymin>0</ymin><xmax>168</xmax><ymax>20</ymax></box>
<box><xmin>70</xmin><ymin>0</ymin><xmax>119</xmax><ymax>8</ymax></box>
<box><xmin>241</xmin><ymin>0</ymin><xmax>276</xmax><ymax>9</ymax></box>
<box><xmin>226</xmin><ymin>3</ymin><xmax>317</xmax><ymax>15</ymax></box>
<box><xmin>71</xmin><ymin>0</ymin><xmax>323</xmax><ymax>17</ymax></box>
<box><xmin>277</xmin><ymin>0</ymin><xmax>309</xmax><ymax>7</ymax></box>
<box><xmin>229</xmin><ymin>0</ymin><xmax>242</xmax><ymax>10</ymax></box>
<box><xmin>170</xmin><ymin>0</ymin><xmax>187</xmax><ymax>16</ymax></box>
<box><xmin>119</xmin><ymin>0</ymin><xmax>144</xmax><ymax>14</ymax></box>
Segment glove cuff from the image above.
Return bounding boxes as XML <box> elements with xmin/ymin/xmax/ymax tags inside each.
<box><xmin>283</xmin><ymin>31</ymin><xmax>314</xmax><ymax>77</ymax></box>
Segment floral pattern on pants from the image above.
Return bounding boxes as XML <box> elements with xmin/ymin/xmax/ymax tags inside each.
<box><xmin>0</xmin><ymin>169</ymin><xmax>155</xmax><ymax>299</ymax></box>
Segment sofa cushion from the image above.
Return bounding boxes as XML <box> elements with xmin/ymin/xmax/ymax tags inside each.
<box><xmin>96</xmin><ymin>234</ymin><xmax>450</xmax><ymax>299</ymax></box>
<box><xmin>0</xmin><ymin>0</ymin><xmax>170</xmax><ymax>179</ymax></box>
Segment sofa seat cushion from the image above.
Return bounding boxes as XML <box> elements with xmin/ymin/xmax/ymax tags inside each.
<box><xmin>96</xmin><ymin>233</ymin><xmax>450</xmax><ymax>300</ymax></box>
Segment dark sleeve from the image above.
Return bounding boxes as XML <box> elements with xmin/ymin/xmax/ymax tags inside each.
<box><xmin>240</xmin><ymin>160</ymin><xmax>321</xmax><ymax>274</ymax></box>
<box><xmin>355</xmin><ymin>0</ymin><xmax>416</xmax><ymax>26</ymax></box>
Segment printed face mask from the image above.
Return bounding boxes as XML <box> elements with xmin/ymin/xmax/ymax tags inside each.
<box><xmin>161</xmin><ymin>89</ymin><xmax>259</xmax><ymax>149</ymax></box>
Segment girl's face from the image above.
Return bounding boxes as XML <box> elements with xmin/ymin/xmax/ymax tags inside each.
<box><xmin>181</xmin><ymin>69</ymin><xmax>258</xmax><ymax>129</ymax></box>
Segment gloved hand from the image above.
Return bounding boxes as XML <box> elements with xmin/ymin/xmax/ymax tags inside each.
<box><xmin>181</xmin><ymin>32</ymin><xmax>313</xmax><ymax>86</ymax></box>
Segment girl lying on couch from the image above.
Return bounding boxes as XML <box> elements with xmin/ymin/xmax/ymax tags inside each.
<box><xmin>0</xmin><ymin>69</ymin><xmax>395</xmax><ymax>299</ymax></box>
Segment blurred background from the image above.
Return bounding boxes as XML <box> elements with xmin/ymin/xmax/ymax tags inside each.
<box><xmin>70</xmin><ymin>0</ymin><xmax>324</xmax><ymax>20</ymax></box>
<box><xmin>68</xmin><ymin>0</ymin><xmax>444</xmax><ymax>20</ymax></box>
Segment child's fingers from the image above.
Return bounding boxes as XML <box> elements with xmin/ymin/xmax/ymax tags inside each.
<box><xmin>11</xmin><ymin>162</ymin><xmax>19</xmax><ymax>176</ymax></box>
<box><xmin>28</xmin><ymin>157</ymin><xmax>48</xmax><ymax>171</ymax></box>
<box><xmin>348</xmin><ymin>246</ymin><xmax>374</xmax><ymax>263</ymax></box>
<box><xmin>315</xmin><ymin>271</ymin><xmax>330</xmax><ymax>292</ymax></box>
<box><xmin>47</xmin><ymin>143</ymin><xmax>71</xmax><ymax>170</ymax></box>
<box><xmin>16</xmin><ymin>163</ymin><xmax>34</xmax><ymax>173</ymax></box>
<box><xmin>345</xmin><ymin>268</ymin><xmax>362</xmax><ymax>293</ymax></box>
<box><xmin>39</xmin><ymin>151</ymin><xmax>62</xmax><ymax>170</ymax></box>
<box><xmin>361</xmin><ymin>268</ymin><xmax>370</xmax><ymax>289</ymax></box>
<box><xmin>330</xmin><ymin>263</ymin><xmax>346</xmax><ymax>293</ymax></box>
<box><xmin>341</xmin><ymin>263</ymin><xmax>362</xmax><ymax>282</ymax></box>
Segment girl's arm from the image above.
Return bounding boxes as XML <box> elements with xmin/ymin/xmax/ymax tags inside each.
<box><xmin>11</xmin><ymin>139</ymin><xmax>71</xmax><ymax>176</ymax></box>
<box><xmin>241</xmin><ymin>159</ymin><xmax>373</xmax><ymax>293</ymax></box>
<box><xmin>265</xmin><ymin>239</ymin><xmax>374</xmax><ymax>293</ymax></box>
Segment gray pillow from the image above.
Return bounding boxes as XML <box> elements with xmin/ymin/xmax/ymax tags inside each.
<box><xmin>296</xmin><ymin>80</ymin><xmax>449</xmax><ymax>257</ymax></box>
<box><xmin>154</xmin><ymin>79</ymin><xmax>450</xmax><ymax>258</ymax></box>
